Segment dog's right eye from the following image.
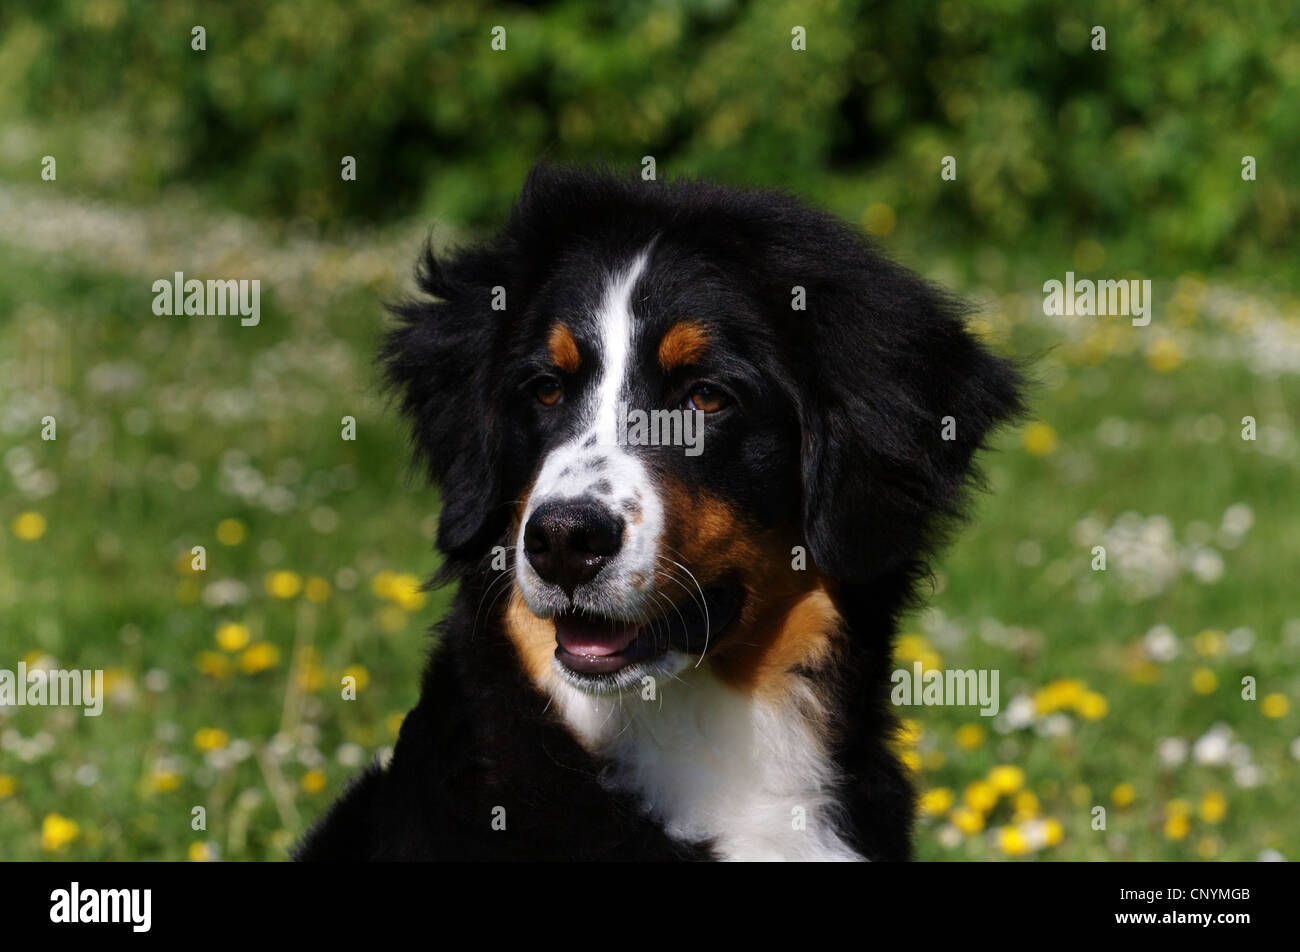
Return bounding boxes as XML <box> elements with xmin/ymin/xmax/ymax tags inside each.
<box><xmin>534</xmin><ymin>377</ymin><xmax>564</xmax><ymax>407</ymax></box>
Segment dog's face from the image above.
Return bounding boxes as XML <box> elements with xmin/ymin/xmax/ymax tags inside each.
<box><xmin>386</xmin><ymin>166</ymin><xmax>1022</xmax><ymax>697</ymax></box>
<box><xmin>504</xmin><ymin>243</ymin><xmax>810</xmax><ymax>694</ymax></box>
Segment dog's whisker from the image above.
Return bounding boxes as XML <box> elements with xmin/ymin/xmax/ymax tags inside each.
<box><xmin>655</xmin><ymin>555</ymin><xmax>711</xmax><ymax>667</ymax></box>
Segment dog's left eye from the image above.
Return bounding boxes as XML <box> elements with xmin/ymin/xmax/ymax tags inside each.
<box><xmin>534</xmin><ymin>377</ymin><xmax>565</xmax><ymax>407</ymax></box>
<box><xmin>685</xmin><ymin>385</ymin><xmax>730</xmax><ymax>414</ymax></box>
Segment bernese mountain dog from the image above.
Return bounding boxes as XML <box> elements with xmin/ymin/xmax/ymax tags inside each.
<box><xmin>296</xmin><ymin>164</ymin><xmax>1024</xmax><ymax>862</ymax></box>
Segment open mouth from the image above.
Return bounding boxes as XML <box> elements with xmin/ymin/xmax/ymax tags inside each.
<box><xmin>552</xmin><ymin>585</ymin><xmax>742</xmax><ymax>681</ymax></box>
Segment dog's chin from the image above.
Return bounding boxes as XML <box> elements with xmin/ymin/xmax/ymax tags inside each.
<box><xmin>548</xmin><ymin>585</ymin><xmax>742</xmax><ymax>694</ymax></box>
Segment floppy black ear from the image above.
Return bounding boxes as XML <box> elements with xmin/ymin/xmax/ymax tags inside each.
<box><xmin>380</xmin><ymin>164</ymin><xmax>625</xmax><ymax>570</ymax></box>
<box><xmin>382</xmin><ymin>240</ymin><xmax>514</xmax><ymax>567</ymax></box>
<box><xmin>778</xmin><ymin>230</ymin><xmax>1025</xmax><ymax>583</ymax></box>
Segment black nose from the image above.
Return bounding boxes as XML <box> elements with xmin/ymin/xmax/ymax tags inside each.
<box><xmin>523</xmin><ymin>500</ymin><xmax>624</xmax><ymax>594</ymax></box>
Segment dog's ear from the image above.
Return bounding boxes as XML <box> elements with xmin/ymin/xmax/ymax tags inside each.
<box><xmin>770</xmin><ymin>225</ymin><xmax>1025</xmax><ymax>583</ymax></box>
<box><xmin>380</xmin><ymin>164</ymin><xmax>614</xmax><ymax>570</ymax></box>
<box><xmin>383</xmin><ymin>240</ymin><xmax>515</xmax><ymax>568</ymax></box>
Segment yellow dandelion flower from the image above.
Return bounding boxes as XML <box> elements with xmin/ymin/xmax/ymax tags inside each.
<box><xmin>918</xmin><ymin>650</ymin><xmax>944</xmax><ymax>672</ymax></box>
<box><xmin>41</xmin><ymin>814</ymin><xmax>80</xmax><ymax>851</ymax></box>
<box><xmin>0</xmin><ymin>775</ymin><xmax>16</xmax><ymax>799</ymax></box>
<box><xmin>1164</xmin><ymin>813</ymin><xmax>1190</xmax><ymax>840</ymax></box>
<box><xmin>964</xmin><ymin>780</ymin><xmax>998</xmax><ymax>814</ymax></box>
<box><xmin>296</xmin><ymin>660</ymin><xmax>325</xmax><ymax>692</ymax></box>
<box><xmin>897</xmin><ymin>719</ymin><xmax>923</xmax><ymax>747</ymax></box>
<box><xmin>996</xmin><ymin>826</ymin><xmax>1030</xmax><ymax>856</ymax></box>
<box><xmin>1012</xmin><ymin>789</ymin><xmax>1040</xmax><ymax>819</ymax></box>
<box><xmin>1022</xmin><ymin>422</ymin><xmax>1058</xmax><ymax>457</ymax></box>
<box><xmin>895</xmin><ymin>634</ymin><xmax>942</xmax><ymax>672</ymax></box>
<box><xmin>900</xmin><ymin>750</ymin><xmax>922</xmax><ymax>773</ymax></box>
<box><xmin>987</xmin><ymin>765</ymin><xmax>1025</xmax><ymax>795</ymax></box>
<box><xmin>1043</xmin><ymin>817</ymin><xmax>1065</xmax><ymax>846</ymax></box>
<box><xmin>955</xmin><ymin>724</ymin><xmax>986</xmax><ymax>750</ymax></box>
<box><xmin>1147</xmin><ymin>338</ymin><xmax>1184</xmax><ymax>373</ymax></box>
<box><xmin>239</xmin><ymin>642</ymin><xmax>281</xmax><ymax>675</ymax></box>
<box><xmin>1112</xmin><ymin>782</ymin><xmax>1136</xmax><ymax>808</ymax></box>
<box><xmin>919</xmin><ymin>788</ymin><xmax>954</xmax><ymax>815</ymax></box>
<box><xmin>895</xmin><ymin>634</ymin><xmax>928</xmax><ymax>659</ymax></box>
<box><xmin>1191</xmin><ymin>668</ymin><xmax>1217</xmax><ymax>694</ymax></box>
<box><xmin>215</xmin><ymin>621</ymin><xmax>251</xmax><ymax>653</ymax></box>
<box><xmin>389</xmin><ymin>573</ymin><xmax>426</xmax><ymax>611</ymax></box>
<box><xmin>216</xmin><ymin>518</ymin><xmax>247</xmax><ymax>546</ymax></box>
<box><xmin>1035</xmin><ymin>678</ymin><xmax>1086</xmax><ymax>714</ymax></box>
<box><xmin>102</xmin><ymin>667</ymin><xmax>130</xmax><ymax>694</ymax></box>
<box><xmin>371</xmin><ymin>570</ymin><xmax>398</xmax><ymax>600</ymax></box>
<box><xmin>301</xmin><ymin>769</ymin><xmax>327</xmax><ymax>794</ymax></box>
<box><xmin>1199</xmin><ymin>791</ymin><xmax>1227</xmax><ymax>824</ymax></box>
<box><xmin>146</xmin><ymin>770</ymin><xmax>181</xmax><ymax>794</ymax></box>
<box><xmin>188</xmin><ymin>841</ymin><xmax>217</xmax><ymax>862</ymax></box>
<box><xmin>861</xmin><ymin>203</ymin><xmax>896</xmax><ymax>236</ymax></box>
<box><xmin>264</xmin><ymin>570</ymin><xmax>302</xmax><ymax>599</ymax></box>
<box><xmin>1262</xmin><ymin>693</ymin><xmax>1289</xmax><ymax>718</ymax></box>
<box><xmin>12</xmin><ymin>512</ymin><xmax>47</xmax><ymax>541</ymax></box>
<box><xmin>342</xmin><ymin>664</ymin><xmax>371</xmax><ymax>692</ymax></box>
<box><xmin>304</xmin><ymin>576</ymin><xmax>331</xmax><ymax>603</ymax></box>
<box><xmin>1077</xmin><ymin>691</ymin><xmax>1109</xmax><ymax>720</ymax></box>
<box><xmin>196</xmin><ymin>651</ymin><xmax>233</xmax><ymax>680</ymax></box>
<box><xmin>1166</xmin><ymin>798</ymin><xmax>1193</xmax><ymax>817</ymax></box>
<box><xmin>193</xmin><ymin>728</ymin><xmax>230</xmax><ymax>752</ymax></box>
<box><xmin>950</xmin><ymin>806</ymin><xmax>984</xmax><ymax>834</ymax></box>
<box><xmin>1193</xmin><ymin>629</ymin><xmax>1225</xmax><ymax>657</ymax></box>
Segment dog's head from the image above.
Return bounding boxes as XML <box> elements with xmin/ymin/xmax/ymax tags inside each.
<box><xmin>385</xmin><ymin>165</ymin><xmax>1023</xmax><ymax>695</ymax></box>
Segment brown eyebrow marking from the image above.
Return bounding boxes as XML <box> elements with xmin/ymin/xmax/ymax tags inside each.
<box><xmin>547</xmin><ymin>323</ymin><xmax>581</xmax><ymax>374</ymax></box>
<box><xmin>657</xmin><ymin>319</ymin><xmax>710</xmax><ymax>373</ymax></box>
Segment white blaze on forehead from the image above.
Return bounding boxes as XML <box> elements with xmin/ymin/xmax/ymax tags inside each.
<box><xmin>516</xmin><ymin>249</ymin><xmax>663</xmax><ymax>619</ymax></box>
<box><xmin>588</xmin><ymin>250</ymin><xmax>649</xmax><ymax>442</ymax></box>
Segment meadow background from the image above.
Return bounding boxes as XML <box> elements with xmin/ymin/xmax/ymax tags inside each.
<box><xmin>1</xmin><ymin>0</ymin><xmax>1298</xmax><ymax>861</ymax></box>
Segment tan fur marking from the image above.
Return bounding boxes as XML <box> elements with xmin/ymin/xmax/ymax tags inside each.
<box><xmin>505</xmin><ymin>589</ymin><xmax>557</xmax><ymax>684</ymax></box>
<box><xmin>711</xmin><ymin>586</ymin><xmax>842</xmax><ymax>699</ymax></box>
<box><xmin>547</xmin><ymin>323</ymin><xmax>581</xmax><ymax>374</ymax></box>
<box><xmin>657</xmin><ymin>480</ymin><xmax>842</xmax><ymax>697</ymax></box>
<box><xmin>657</xmin><ymin>320</ymin><xmax>710</xmax><ymax>373</ymax></box>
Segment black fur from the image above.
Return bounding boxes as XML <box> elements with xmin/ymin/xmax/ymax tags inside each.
<box><xmin>296</xmin><ymin>165</ymin><xmax>1024</xmax><ymax>861</ymax></box>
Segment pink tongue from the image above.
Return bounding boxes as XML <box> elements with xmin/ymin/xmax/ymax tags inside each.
<box><xmin>554</xmin><ymin>616</ymin><xmax>639</xmax><ymax>657</ymax></box>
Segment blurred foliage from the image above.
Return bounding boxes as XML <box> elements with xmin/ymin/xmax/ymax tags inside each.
<box><xmin>1</xmin><ymin>0</ymin><xmax>1297</xmax><ymax>269</ymax></box>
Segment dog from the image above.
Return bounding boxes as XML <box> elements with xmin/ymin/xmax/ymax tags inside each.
<box><xmin>295</xmin><ymin>164</ymin><xmax>1023</xmax><ymax>861</ymax></box>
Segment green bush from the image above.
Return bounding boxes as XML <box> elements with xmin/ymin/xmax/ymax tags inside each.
<box><xmin>2</xmin><ymin>0</ymin><xmax>1297</xmax><ymax>267</ymax></box>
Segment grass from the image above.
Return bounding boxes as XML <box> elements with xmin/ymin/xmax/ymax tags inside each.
<box><xmin>0</xmin><ymin>182</ymin><xmax>1297</xmax><ymax>861</ymax></box>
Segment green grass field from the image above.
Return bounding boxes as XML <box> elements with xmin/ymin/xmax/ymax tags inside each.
<box><xmin>1</xmin><ymin>182</ymin><xmax>1297</xmax><ymax>861</ymax></box>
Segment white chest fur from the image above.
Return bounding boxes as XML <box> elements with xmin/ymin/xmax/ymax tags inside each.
<box><xmin>545</xmin><ymin>661</ymin><xmax>863</xmax><ymax>861</ymax></box>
